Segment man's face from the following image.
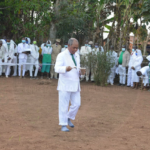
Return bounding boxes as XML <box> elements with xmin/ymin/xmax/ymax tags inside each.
<box><xmin>56</xmin><ymin>42</ymin><xmax>60</xmax><ymax>45</ymax></box>
<box><xmin>85</xmin><ymin>41</ymin><xmax>88</xmax><ymax>45</ymax></box>
<box><xmin>7</xmin><ymin>39</ymin><xmax>10</xmax><ymax>43</ymax></box>
<box><xmin>68</xmin><ymin>41</ymin><xmax>79</xmax><ymax>54</ymax></box>
<box><xmin>122</xmin><ymin>45</ymin><xmax>126</xmax><ymax>49</ymax></box>
<box><xmin>133</xmin><ymin>46</ymin><xmax>136</xmax><ymax>50</ymax></box>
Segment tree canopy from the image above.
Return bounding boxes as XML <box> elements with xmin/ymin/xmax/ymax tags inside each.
<box><xmin>0</xmin><ymin>0</ymin><xmax>150</xmax><ymax>52</ymax></box>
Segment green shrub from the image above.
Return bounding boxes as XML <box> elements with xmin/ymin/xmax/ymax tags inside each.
<box><xmin>80</xmin><ymin>51</ymin><xmax>115</xmax><ymax>86</ymax></box>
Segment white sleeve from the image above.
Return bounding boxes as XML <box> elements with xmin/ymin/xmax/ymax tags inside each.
<box><xmin>55</xmin><ymin>54</ymin><xmax>67</xmax><ymax>74</ymax></box>
<box><xmin>42</xmin><ymin>47</ymin><xmax>45</xmax><ymax>55</ymax></box>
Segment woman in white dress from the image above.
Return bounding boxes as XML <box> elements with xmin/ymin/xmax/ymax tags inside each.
<box><xmin>131</xmin><ymin>49</ymin><xmax>143</xmax><ymax>89</ymax></box>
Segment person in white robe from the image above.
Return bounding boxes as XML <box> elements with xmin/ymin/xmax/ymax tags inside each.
<box><xmin>80</xmin><ymin>40</ymin><xmax>92</xmax><ymax>81</ymax></box>
<box><xmin>61</xmin><ymin>42</ymin><xmax>68</xmax><ymax>52</ymax></box>
<box><xmin>137</xmin><ymin>66</ymin><xmax>149</xmax><ymax>90</ymax></box>
<box><xmin>131</xmin><ymin>49</ymin><xmax>143</xmax><ymax>89</ymax></box>
<box><xmin>12</xmin><ymin>42</ymin><xmax>18</xmax><ymax>76</ymax></box>
<box><xmin>1</xmin><ymin>39</ymin><xmax>7</xmax><ymax>74</ymax></box>
<box><xmin>127</xmin><ymin>47</ymin><xmax>135</xmax><ymax>87</ymax></box>
<box><xmin>0</xmin><ymin>41</ymin><xmax>6</xmax><ymax>76</ymax></box>
<box><xmin>55</xmin><ymin>38</ymin><xmax>85</xmax><ymax>132</ymax></box>
<box><xmin>5</xmin><ymin>39</ymin><xmax>14</xmax><ymax>78</ymax></box>
<box><xmin>25</xmin><ymin>37</ymin><xmax>32</xmax><ymax>73</ymax></box>
<box><xmin>29</xmin><ymin>40</ymin><xmax>39</xmax><ymax>79</ymax></box>
<box><xmin>107</xmin><ymin>45</ymin><xmax>118</xmax><ymax>85</ymax></box>
<box><xmin>18</xmin><ymin>37</ymin><xmax>30</xmax><ymax>78</ymax></box>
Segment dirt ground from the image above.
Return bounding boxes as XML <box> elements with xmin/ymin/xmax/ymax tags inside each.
<box><xmin>0</xmin><ymin>77</ymin><xmax>150</xmax><ymax>150</ymax></box>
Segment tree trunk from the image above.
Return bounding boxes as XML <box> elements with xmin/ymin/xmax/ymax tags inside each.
<box><xmin>49</xmin><ymin>22</ymin><xmax>56</xmax><ymax>44</ymax></box>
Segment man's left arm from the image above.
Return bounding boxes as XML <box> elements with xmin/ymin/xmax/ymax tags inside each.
<box><xmin>126</xmin><ymin>51</ymin><xmax>130</xmax><ymax>67</ymax></box>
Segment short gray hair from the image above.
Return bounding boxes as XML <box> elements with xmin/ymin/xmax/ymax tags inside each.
<box><xmin>68</xmin><ymin>38</ymin><xmax>79</xmax><ymax>46</ymax></box>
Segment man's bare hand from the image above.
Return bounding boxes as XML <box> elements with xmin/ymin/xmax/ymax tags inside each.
<box><xmin>2</xmin><ymin>59</ymin><xmax>4</xmax><ymax>62</ymax></box>
<box><xmin>66</xmin><ymin>66</ymin><xmax>72</xmax><ymax>72</ymax></box>
<box><xmin>131</xmin><ymin>66</ymin><xmax>135</xmax><ymax>70</ymax></box>
<box><xmin>8</xmin><ymin>57</ymin><xmax>11</xmax><ymax>60</ymax></box>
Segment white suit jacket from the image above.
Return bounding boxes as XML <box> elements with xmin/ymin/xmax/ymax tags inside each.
<box><xmin>18</xmin><ymin>43</ymin><xmax>30</xmax><ymax>59</ymax></box>
<box><xmin>55</xmin><ymin>49</ymin><xmax>81</xmax><ymax>92</ymax></box>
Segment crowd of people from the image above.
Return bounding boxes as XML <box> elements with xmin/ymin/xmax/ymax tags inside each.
<box><xmin>0</xmin><ymin>37</ymin><xmax>150</xmax><ymax>90</ymax></box>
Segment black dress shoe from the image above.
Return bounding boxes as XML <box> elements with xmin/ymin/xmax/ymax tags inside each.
<box><xmin>122</xmin><ymin>84</ymin><xmax>125</xmax><ymax>86</ymax></box>
<box><xmin>118</xmin><ymin>83</ymin><xmax>122</xmax><ymax>86</ymax></box>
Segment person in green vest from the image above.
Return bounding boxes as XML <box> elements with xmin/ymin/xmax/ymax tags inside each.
<box><xmin>118</xmin><ymin>45</ymin><xmax>130</xmax><ymax>86</ymax></box>
<box><xmin>41</xmin><ymin>40</ymin><xmax>52</xmax><ymax>79</ymax></box>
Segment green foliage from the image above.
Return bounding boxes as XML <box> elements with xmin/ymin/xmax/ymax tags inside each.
<box><xmin>0</xmin><ymin>0</ymin><xmax>53</xmax><ymax>43</ymax></box>
<box><xmin>55</xmin><ymin>0</ymin><xmax>91</xmax><ymax>42</ymax></box>
<box><xmin>80</xmin><ymin>50</ymin><xmax>115</xmax><ymax>86</ymax></box>
<box><xmin>137</xmin><ymin>26</ymin><xmax>148</xmax><ymax>42</ymax></box>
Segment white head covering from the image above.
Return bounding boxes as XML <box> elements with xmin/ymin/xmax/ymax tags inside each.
<box><xmin>46</xmin><ymin>40</ymin><xmax>51</xmax><ymax>45</ymax></box>
<box><xmin>1</xmin><ymin>39</ymin><xmax>7</xmax><ymax>45</ymax></box>
<box><xmin>146</xmin><ymin>55</ymin><xmax>150</xmax><ymax>61</ymax></box>
<box><xmin>25</xmin><ymin>37</ymin><xmax>31</xmax><ymax>44</ymax></box>
<box><xmin>132</xmin><ymin>49</ymin><xmax>143</xmax><ymax>63</ymax></box>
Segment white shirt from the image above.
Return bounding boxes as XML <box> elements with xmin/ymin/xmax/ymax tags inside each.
<box><xmin>18</xmin><ymin>43</ymin><xmax>29</xmax><ymax>59</ymax></box>
<box><xmin>42</xmin><ymin>46</ymin><xmax>53</xmax><ymax>55</ymax></box>
<box><xmin>80</xmin><ymin>46</ymin><xmax>91</xmax><ymax>56</ymax></box>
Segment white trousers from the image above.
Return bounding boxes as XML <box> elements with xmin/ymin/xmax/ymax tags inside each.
<box><xmin>59</xmin><ymin>91</ymin><xmax>81</xmax><ymax>126</ymax></box>
<box><xmin>19</xmin><ymin>59</ymin><xmax>27</xmax><ymax>76</ymax></box>
<box><xmin>5</xmin><ymin>59</ymin><xmax>12</xmax><ymax>76</ymax></box>
<box><xmin>12</xmin><ymin>56</ymin><xmax>17</xmax><ymax>76</ymax></box>
<box><xmin>127</xmin><ymin>67</ymin><xmax>133</xmax><ymax>86</ymax></box>
<box><xmin>30</xmin><ymin>58</ymin><xmax>39</xmax><ymax>77</ymax></box>
<box><xmin>107</xmin><ymin>66</ymin><xmax>115</xmax><ymax>84</ymax></box>
<box><xmin>0</xmin><ymin>59</ymin><xmax>2</xmax><ymax>76</ymax></box>
<box><xmin>118</xmin><ymin>65</ymin><xmax>126</xmax><ymax>84</ymax></box>
<box><xmin>143</xmin><ymin>76</ymin><xmax>149</xmax><ymax>86</ymax></box>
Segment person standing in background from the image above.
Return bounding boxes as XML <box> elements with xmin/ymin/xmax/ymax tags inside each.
<box><xmin>18</xmin><ymin>37</ymin><xmax>29</xmax><ymax>78</ymax></box>
<box><xmin>61</xmin><ymin>42</ymin><xmax>68</xmax><ymax>52</ymax></box>
<box><xmin>30</xmin><ymin>40</ymin><xmax>39</xmax><ymax>79</ymax></box>
<box><xmin>0</xmin><ymin>41</ymin><xmax>6</xmax><ymax>77</ymax></box>
<box><xmin>107</xmin><ymin>45</ymin><xmax>118</xmax><ymax>85</ymax></box>
<box><xmin>12</xmin><ymin>41</ymin><xmax>18</xmax><ymax>77</ymax></box>
<box><xmin>41</xmin><ymin>40</ymin><xmax>52</xmax><ymax>79</ymax></box>
<box><xmin>51</xmin><ymin>39</ymin><xmax>62</xmax><ymax>79</ymax></box>
<box><xmin>127</xmin><ymin>46</ymin><xmax>136</xmax><ymax>87</ymax></box>
<box><xmin>80</xmin><ymin>40</ymin><xmax>92</xmax><ymax>82</ymax></box>
<box><xmin>131</xmin><ymin>49</ymin><xmax>143</xmax><ymax>89</ymax></box>
<box><xmin>5</xmin><ymin>39</ymin><xmax>14</xmax><ymax>78</ymax></box>
<box><xmin>118</xmin><ymin>45</ymin><xmax>130</xmax><ymax>86</ymax></box>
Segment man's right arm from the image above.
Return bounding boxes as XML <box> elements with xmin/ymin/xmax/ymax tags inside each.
<box><xmin>55</xmin><ymin>53</ymin><xmax>67</xmax><ymax>74</ymax></box>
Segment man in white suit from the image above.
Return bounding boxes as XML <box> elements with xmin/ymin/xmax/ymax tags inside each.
<box><xmin>55</xmin><ymin>38</ymin><xmax>85</xmax><ymax>132</ymax></box>
<box><xmin>18</xmin><ymin>37</ymin><xmax>30</xmax><ymax>78</ymax></box>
